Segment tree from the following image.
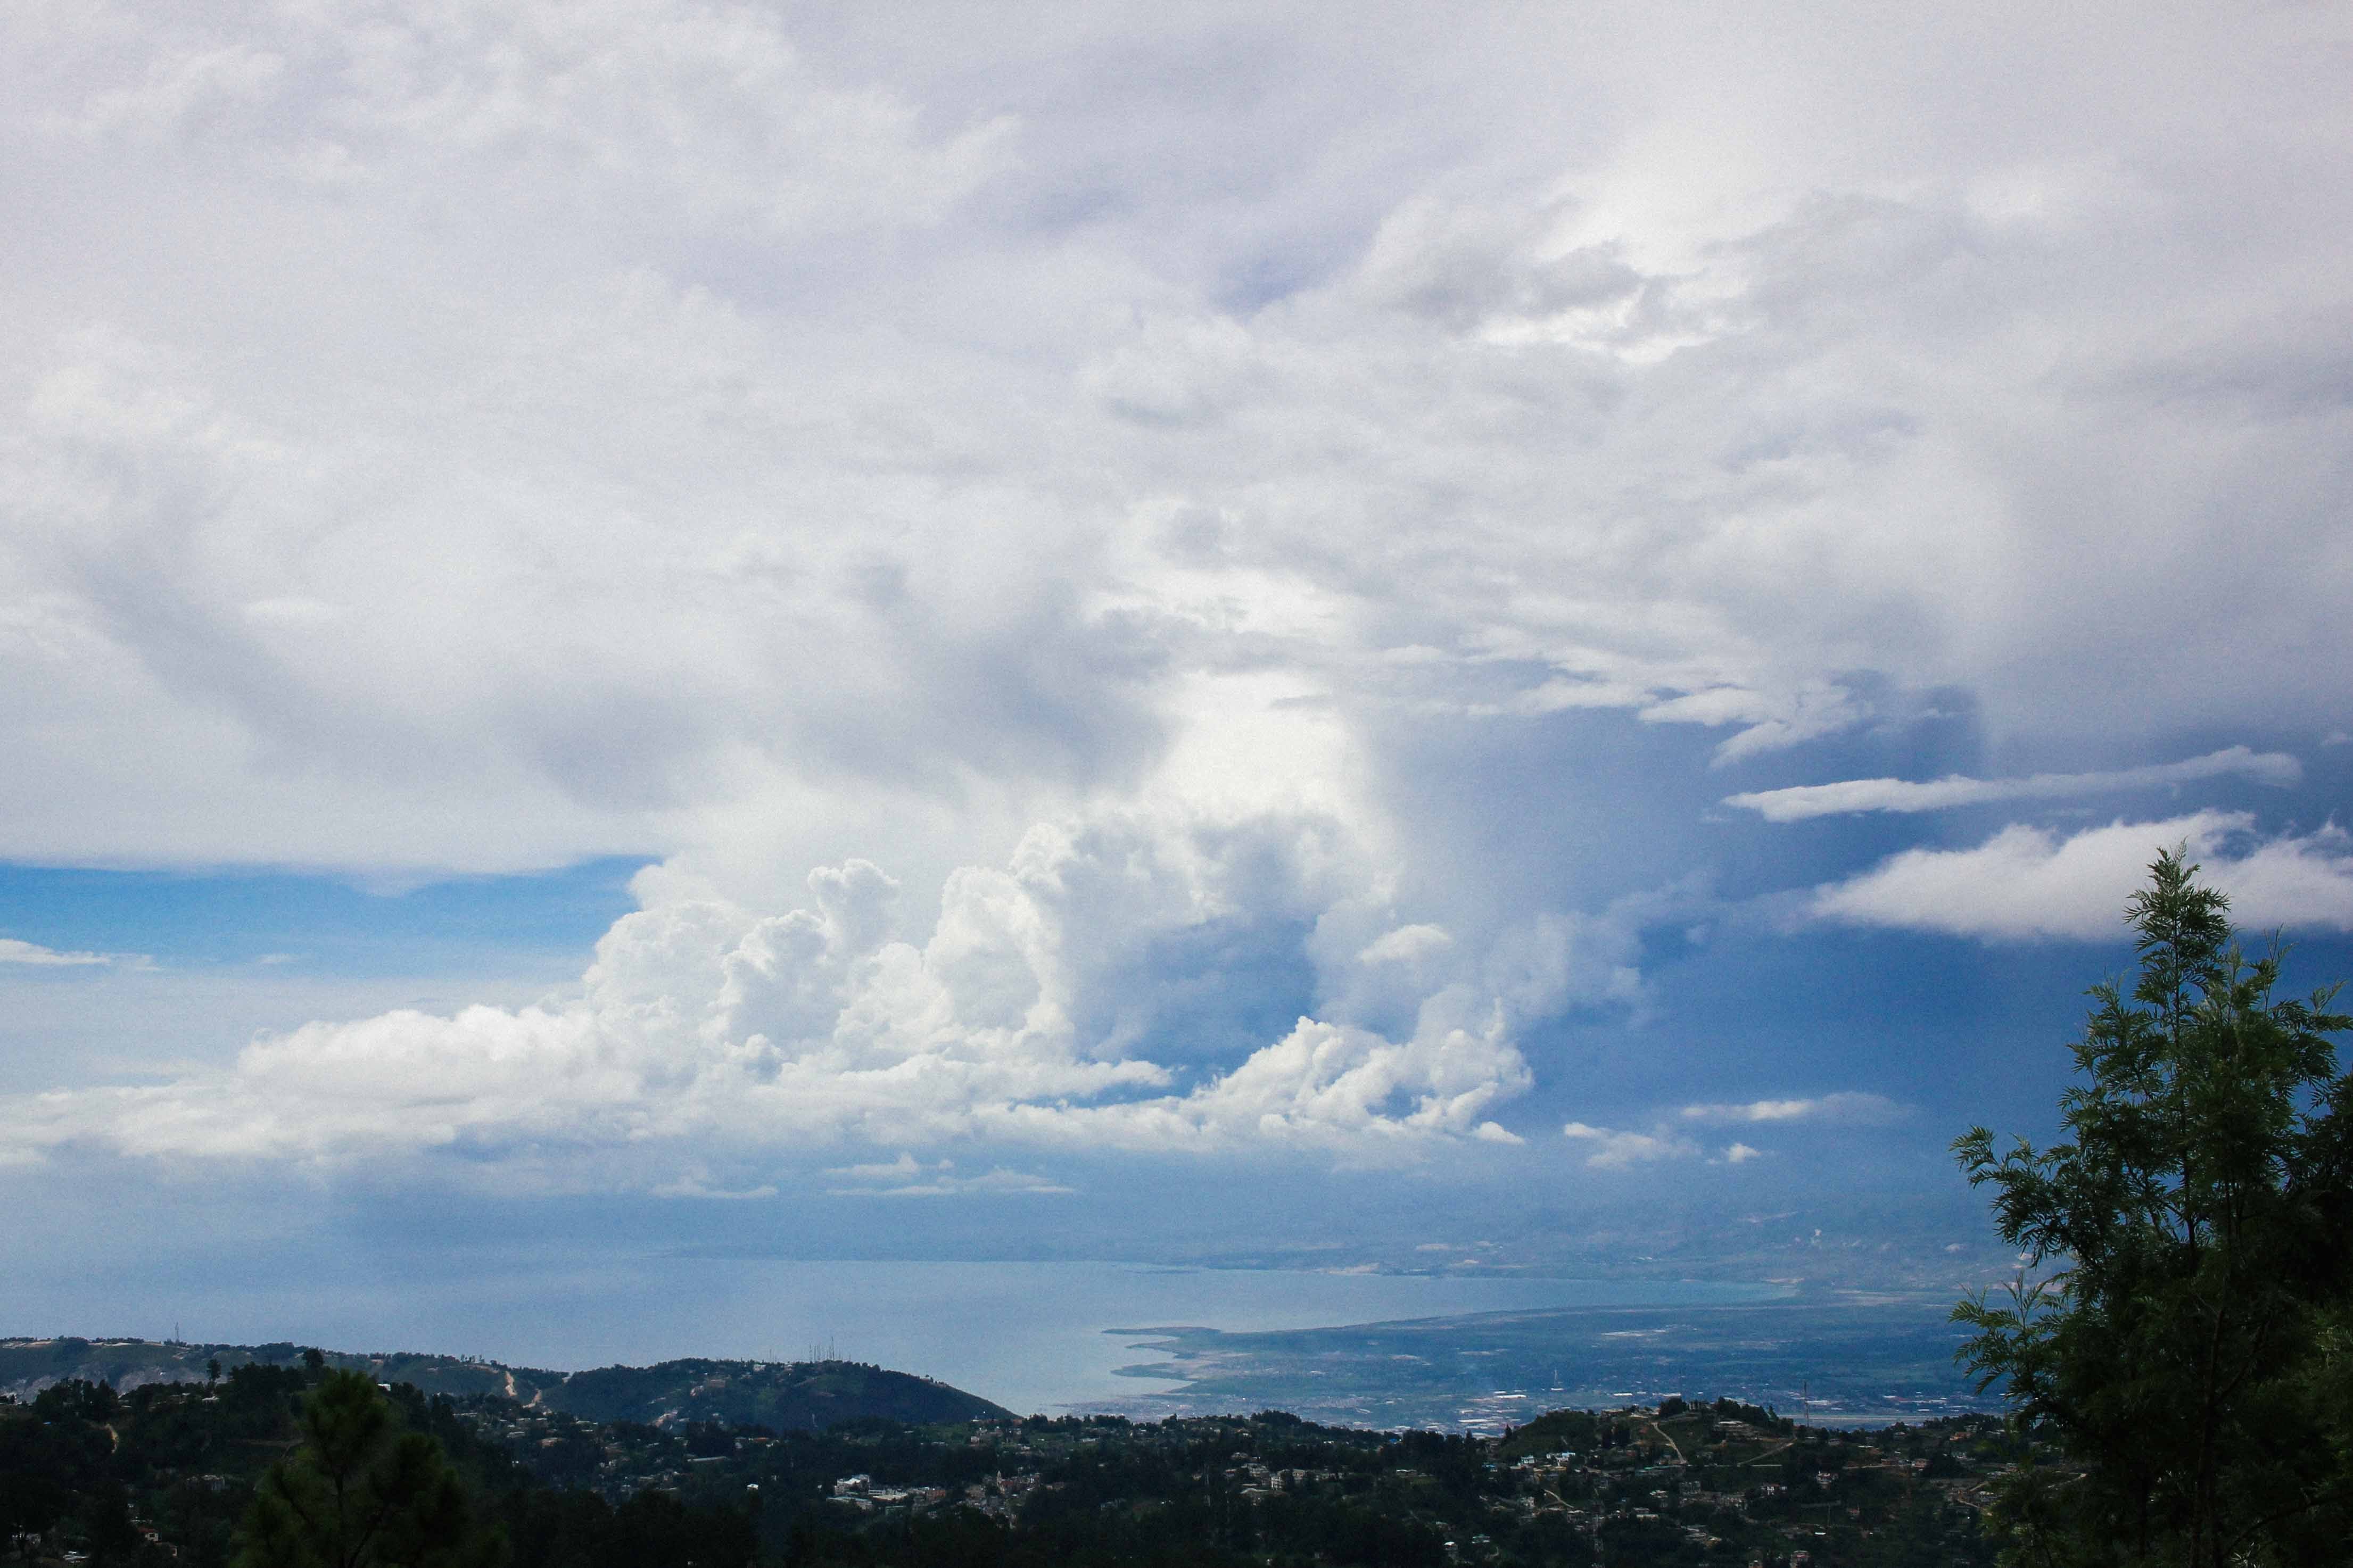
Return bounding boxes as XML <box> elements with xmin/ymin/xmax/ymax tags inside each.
<box><xmin>234</xmin><ymin>1371</ymin><xmax>504</xmax><ymax>1568</ymax></box>
<box><xmin>1954</xmin><ymin>849</ymin><xmax>2353</xmax><ymax>1567</ymax></box>
<box><xmin>82</xmin><ymin>1476</ymin><xmax>141</xmax><ymax>1566</ymax></box>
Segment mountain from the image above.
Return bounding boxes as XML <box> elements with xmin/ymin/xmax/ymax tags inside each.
<box><xmin>0</xmin><ymin>1337</ymin><xmax>1014</xmax><ymax>1428</ymax></box>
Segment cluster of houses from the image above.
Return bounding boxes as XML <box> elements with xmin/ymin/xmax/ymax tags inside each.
<box><xmin>829</xmin><ymin>1470</ymin><xmax>1032</xmax><ymax>1521</ymax></box>
<box><xmin>1226</xmin><ymin>1456</ymin><xmax>1338</xmax><ymax>1500</ymax></box>
<box><xmin>827</xmin><ymin>1473</ymin><xmax>954</xmax><ymax>1513</ymax></box>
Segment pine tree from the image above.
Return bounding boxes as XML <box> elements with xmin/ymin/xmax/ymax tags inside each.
<box><xmin>234</xmin><ymin>1370</ymin><xmax>504</xmax><ymax>1568</ymax></box>
<box><xmin>1954</xmin><ymin>849</ymin><xmax>2353</xmax><ymax>1566</ymax></box>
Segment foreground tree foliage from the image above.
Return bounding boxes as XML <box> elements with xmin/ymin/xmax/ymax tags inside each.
<box><xmin>236</xmin><ymin>1370</ymin><xmax>506</xmax><ymax>1568</ymax></box>
<box><xmin>1955</xmin><ymin>849</ymin><xmax>2353</xmax><ymax>1568</ymax></box>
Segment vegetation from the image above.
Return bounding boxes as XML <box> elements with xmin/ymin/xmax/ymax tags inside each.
<box><xmin>0</xmin><ymin>1343</ymin><xmax>1009</xmax><ymax>1435</ymax></box>
<box><xmin>235</xmin><ymin>1370</ymin><xmax>501</xmax><ymax>1568</ymax></box>
<box><xmin>1955</xmin><ymin>849</ymin><xmax>2353</xmax><ymax>1567</ymax></box>
<box><xmin>2</xmin><ymin>1347</ymin><xmax>1996</xmax><ymax>1566</ymax></box>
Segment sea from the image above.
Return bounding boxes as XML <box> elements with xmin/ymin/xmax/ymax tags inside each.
<box><xmin>21</xmin><ymin>1252</ymin><xmax>1992</xmax><ymax>1427</ymax></box>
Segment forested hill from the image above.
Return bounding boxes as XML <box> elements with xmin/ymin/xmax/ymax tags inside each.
<box><xmin>0</xmin><ymin>1338</ymin><xmax>1014</xmax><ymax>1427</ymax></box>
<box><xmin>549</xmin><ymin>1358</ymin><xmax>1015</xmax><ymax>1429</ymax></box>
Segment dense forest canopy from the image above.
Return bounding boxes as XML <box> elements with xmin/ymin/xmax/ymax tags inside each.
<box><xmin>2</xmin><ymin>1347</ymin><xmax>1998</xmax><ymax>1567</ymax></box>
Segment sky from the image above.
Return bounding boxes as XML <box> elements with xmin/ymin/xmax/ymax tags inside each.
<box><xmin>4</xmin><ymin>1</ymin><xmax>2352</xmax><ymax>1343</ymax></box>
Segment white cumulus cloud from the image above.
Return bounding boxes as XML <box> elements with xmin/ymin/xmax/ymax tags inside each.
<box><xmin>1810</xmin><ymin>812</ymin><xmax>2353</xmax><ymax>940</ymax></box>
<box><xmin>1358</xmin><ymin>924</ymin><xmax>1454</xmax><ymax>965</ymax></box>
<box><xmin>0</xmin><ymin>811</ymin><xmax>1552</xmax><ymax>1179</ymax></box>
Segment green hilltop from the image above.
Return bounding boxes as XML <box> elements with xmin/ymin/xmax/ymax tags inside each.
<box><xmin>0</xmin><ymin>1337</ymin><xmax>1013</xmax><ymax>1429</ymax></box>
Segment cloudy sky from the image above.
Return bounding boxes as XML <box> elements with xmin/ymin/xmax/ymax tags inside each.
<box><xmin>4</xmin><ymin>1</ymin><xmax>2351</xmax><ymax>1333</ymax></box>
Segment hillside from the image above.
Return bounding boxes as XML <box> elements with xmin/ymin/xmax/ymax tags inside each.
<box><xmin>0</xmin><ymin>1337</ymin><xmax>1013</xmax><ymax>1428</ymax></box>
<box><xmin>1</xmin><ymin>1365</ymin><xmax>2009</xmax><ymax>1567</ymax></box>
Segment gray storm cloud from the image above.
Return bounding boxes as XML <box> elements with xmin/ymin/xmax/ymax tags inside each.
<box><xmin>4</xmin><ymin>2</ymin><xmax>2347</xmax><ymax>881</ymax></box>
<box><xmin>3</xmin><ymin>1</ymin><xmax>2349</xmax><ymax>1177</ymax></box>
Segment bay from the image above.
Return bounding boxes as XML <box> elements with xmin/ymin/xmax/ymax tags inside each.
<box><xmin>26</xmin><ymin>1250</ymin><xmax>1786</xmax><ymax>1417</ymax></box>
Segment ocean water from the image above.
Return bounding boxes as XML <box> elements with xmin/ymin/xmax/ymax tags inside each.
<box><xmin>22</xmin><ymin>1251</ymin><xmax>1786</xmax><ymax>1416</ymax></box>
<box><xmin>1093</xmin><ymin>1293</ymin><xmax>1995</xmax><ymax>1430</ymax></box>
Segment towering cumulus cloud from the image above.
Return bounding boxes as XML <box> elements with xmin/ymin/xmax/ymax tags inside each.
<box><xmin>3</xmin><ymin>812</ymin><xmax>1563</xmax><ymax>1179</ymax></box>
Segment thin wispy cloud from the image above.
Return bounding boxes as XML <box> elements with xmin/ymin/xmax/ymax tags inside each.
<box><xmin>650</xmin><ymin>1172</ymin><xmax>780</xmax><ymax>1201</ymax></box>
<box><xmin>1566</xmin><ymin>1091</ymin><xmax>1902</xmax><ymax>1171</ymax></box>
<box><xmin>824</xmin><ymin>1156</ymin><xmax>1076</xmax><ymax>1198</ymax></box>
<box><xmin>1725</xmin><ymin>748</ymin><xmax>2299</xmax><ymax>823</ymax></box>
<box><xmin>1679</xmin><ymin>1094</ymin><xmax>1904</xmax><ymax>1127</ymax></box>
<box><xmin>0</xmin><ymin>938</ymin><xmax>112</xmax><ymax>967</ymax></box>
<box><xmin>1561</xmin><ymin>1122</ymin><xmax>1697</xmax><ymax>1171</ymax></box>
